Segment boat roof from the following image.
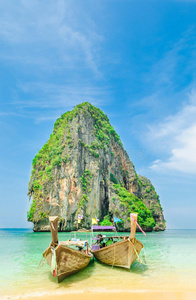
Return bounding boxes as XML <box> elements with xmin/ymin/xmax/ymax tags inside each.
<box><xmin>92</xmin><ymin>226</ymin><xmax>116</xmax><ymax>230</ymax></box>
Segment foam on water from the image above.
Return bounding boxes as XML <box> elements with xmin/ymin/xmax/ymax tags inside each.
<box><xmin>1</xmin><ymin>229</ymin><xmax>196</xmax><ymax>297</ymax></box>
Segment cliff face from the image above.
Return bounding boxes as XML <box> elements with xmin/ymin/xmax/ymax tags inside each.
<box><xmin>28</xmin><ymin>102</ymin><xmax>165</xmax><ymax>232</ymax></box>
<box><xmin>138</xmin><ymin>176</ymin><xmax>165</xmax><ymax>231</ymax></box>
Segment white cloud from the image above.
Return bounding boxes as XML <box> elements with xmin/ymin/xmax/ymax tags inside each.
<box><xmin>150</xmin><ymin>90</ymin><xmax>196</xmax><ymax>174</ymax></box>
<box><xmin>14</xmin><ymin>81</ymin><xmax>110</xmax><ymax>108</ymax></box>
<box><xmin>0</xmin><ymin>0</ymin><xmax>102</xmax><ymax>75</ymax></box>
<box><xmin>0</xmin><ymin>81</ymin><xmax>111</xmax><ymax>122</ymax></box>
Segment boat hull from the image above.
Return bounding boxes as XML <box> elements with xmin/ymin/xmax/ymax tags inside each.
<box><xmin>92</xmin><ymin>238</ymin><xmax>143</xmax><ymax>269</ymax></box>
<box><xmin>43</xmin><ymin>245</ymin><xmax>92</xmax><ymax>282</ymax></box>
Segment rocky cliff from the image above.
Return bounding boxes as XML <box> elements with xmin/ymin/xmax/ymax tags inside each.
<box><xmin>27</xmin><ymin>102</ymin><xmax>165</xmax><ymax>232</ymax></box>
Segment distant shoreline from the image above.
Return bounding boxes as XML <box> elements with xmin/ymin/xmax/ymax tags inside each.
<box><xmin>1</xmin><ymin>228</ymin><xmax>196</xmax><ymax>230</ymax></box>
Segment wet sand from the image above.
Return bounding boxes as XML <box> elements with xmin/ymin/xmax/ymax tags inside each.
<box><xmin>32</xmin><ymin>291</ymin><xmax>196</xmax><ymax>300</ymax></box>
<box><xmin>3</xmin><ymin>290</ymin><xmax>196</xmax><ymax>300</ymax></box>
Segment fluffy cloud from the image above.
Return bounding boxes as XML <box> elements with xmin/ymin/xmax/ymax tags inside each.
<box><xmin>150</xmin><ymin>90</ymin><xmax>196</xmax><ymax>174</ymax></box>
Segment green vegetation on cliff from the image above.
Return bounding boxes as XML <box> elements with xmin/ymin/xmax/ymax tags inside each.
<box><xmin>110</xmin><ymin>173</ymin><xmax>118</xmax><ymax>184</ymax></box>
<box><xmin>113</xmin><ymin>184</ymin><xmax>155</xmax><ymax>230</ymax></box>
<box><xmin>78</xmin><ymin>169</ymin><xmax>92</xmax><ymax>209</ymax></box>
<box><xmin>100</xmin><ymin>215</ymin><xmax>113</xmax><ymax>226</ymax></box>
<box><xmin>138</xmin><ymin>175</ymin><xmax>164</xmax><ymax>221</ymax></box>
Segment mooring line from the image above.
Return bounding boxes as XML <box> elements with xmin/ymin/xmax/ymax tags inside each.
<box><xmin>17</xmin><ymin>257</ymin><xmax>46</xmax><ymax>300</ymax></box>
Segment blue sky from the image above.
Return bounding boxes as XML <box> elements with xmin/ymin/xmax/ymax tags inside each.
<box><xmin>0</xmin><ymin>0</ymin><xmax>196</xmax><ymax>229</ymax></box>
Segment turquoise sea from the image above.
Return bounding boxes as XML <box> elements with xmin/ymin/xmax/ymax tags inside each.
<box><xmin>1</xmin><ymin>229</ymin><xmax>196</xmax><ymax>298</ymax></box>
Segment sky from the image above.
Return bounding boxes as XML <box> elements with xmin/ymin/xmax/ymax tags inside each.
<box><xmin>0</xmin><ymin>0</ymin><xmax>196</xmax><ymax>229</ymax></box>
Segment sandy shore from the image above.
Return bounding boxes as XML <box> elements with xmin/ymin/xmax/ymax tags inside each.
<box><xmin>33</xmin><ymin>291</ymin><xmax>196</xmax><ymax>300</ymax></box>
<box><xmin>25</xmin><ymin>292</ymin><xmax>196</xmax><ymax>300</ymax></box>
<box><xmin>3</xmin><ymin>289</ymin><xmax>196</xmax><ymax>300</ymax></box>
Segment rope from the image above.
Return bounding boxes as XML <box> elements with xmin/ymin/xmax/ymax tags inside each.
<box><xmin>38</xmin><ymin>257</ymin><xmax>47</xmax><ymax>269</ymax></box>
<box><xmin>141</xmin><ymin>246</ymin><xmax>147</xmax><ymax>265</ymax></box>
<box><xmin>91</xmin><ymin>225</ymin><xmax>94</xmax><ymax>247</ymax></box>
<box><xmin>51</xmin><ymin>223</ymin><xmax>55</xmax><ymax>231</ymax></box>
<box><xmin>112</xmin><ymin>221</ymin><xmax>118</xmax><ymax>266</ymax></box>
<box><xmin>17</xmin><ymin>257</ymin><xmax>47</xmax><ymax>300</ymax></box>
<box><xmin>128</xmin><ymin>238</ymin><xmax>142</xmax><ymax>264</ymax></box>
<box><xmin>133</xmin><ymin>245</ymin><xmax>142</xmax><ymax>263</ymax></box>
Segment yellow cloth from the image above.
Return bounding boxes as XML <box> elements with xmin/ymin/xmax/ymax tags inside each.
<box><xmin>78</xmin><ymin>219</ymin><xmax>81</xmax><ymax>223</ymax></box>
<box><xmin>92</xmin><ymin>218</ymin><xmax>98</xmax><ymax>225</ymax></box>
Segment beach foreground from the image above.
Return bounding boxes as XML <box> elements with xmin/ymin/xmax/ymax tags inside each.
<box><xmin>1</xmin><ymin>229</ymin><xmax>196</xmax><ymax>300</ymax></box>
<box><xmin>38</xmin><ymin>291</ymin><xmax>196</xmax><ymax>300</ymax></box>
<box><xmin>3</xmin><ymin>290</ymin><xmax>196</xmax><ymax>300</ymax></box>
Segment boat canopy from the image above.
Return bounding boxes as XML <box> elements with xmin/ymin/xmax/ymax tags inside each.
<box><xmin>92</xmin><ymin>225</ymin><xmax>116</xmax><ymax>230</ymax></box>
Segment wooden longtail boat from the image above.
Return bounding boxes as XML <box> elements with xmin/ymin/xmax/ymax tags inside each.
<box><xmin>91</xmin><ymin>213</ymin><xmax>143</xmax><ymax>269</ymax></box>
<box><xmin>43</xmin><ymin>216</ymin><xmax>93</xmax><ymax>282</ymax></box>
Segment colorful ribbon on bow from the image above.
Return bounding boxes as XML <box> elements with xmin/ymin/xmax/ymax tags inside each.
<box><xmin>131</xmin><ymin>214</ymin><xmax>146</xmax><ymax>236</ymax></box>
<box><xmin>50</xmin><ymin>243</ymin><xmax>60</xmax><ymax>277</ymax></box>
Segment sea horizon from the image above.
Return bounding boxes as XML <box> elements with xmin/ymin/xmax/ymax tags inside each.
<box><xmin>1</xmin><ymin>227</ymin><xmax>196</xmax><ymax>230</ymax></box>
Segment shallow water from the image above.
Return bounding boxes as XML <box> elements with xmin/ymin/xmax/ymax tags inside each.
<box><xmin>1</xmin><ymin>229</ymin><xmax>196</xmax><ymax>297</ymax></box>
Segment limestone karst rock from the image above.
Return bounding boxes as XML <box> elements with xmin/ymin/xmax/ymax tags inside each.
<box><xmin>27</xmin><ymin>102</ymin><xmax>165</xmax><ymax>232</ymax></box>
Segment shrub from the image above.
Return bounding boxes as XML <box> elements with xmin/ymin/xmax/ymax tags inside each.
<box><xmin>32</xmin><ymin>154</ymin><xmax>39</xmax><ymax>167</ymax></box>
<box><xmin>45</xmin><ymin>165</ymin><xmax>52</xmax><ymax>176</ymax></box>
<box><xmin>52</xmin><ymin>157</ymin><xmax>61</xmax><ymax>167</ymax></box>
<box><xmin>113</xmin><ymin>184</ymin><xmax>155</xmax><ymax>229</ymax></box>
<box><xmin>81</xmin><ymin>170</ymin><xmax>92</xmax><ymax>191</ymax></box>
<box><xmin>79</xmin><ymin>194</ymin><xmax>88</xmax><ymax>208</ymax></box>
<box><xmin>100</xmin><ymin>215</ymin><xmax>113</xmax><ymax>226</ymax></box>
<box><xmin>27</xmin><ymin>199</ymin><xmax>36</xmax><ymax>221</ymax></box>
<box><xmin>89</xmin><ymin>149</ymin><xmax>99</xmax><ymax>158</ymax></box>
<box><xmin>39</xmin><ymin>212</ymin><xmax>47</xmax><ymax>219</ymax></box>
<box><xmin>110</xmin><ymin>173</ymin><xmax>118</xmax><ymax>184</ymax></box>
<box><xmin>33</xmin><ymin>180</ymin><xmax>40</xmax><ymax>190</ymax></box>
